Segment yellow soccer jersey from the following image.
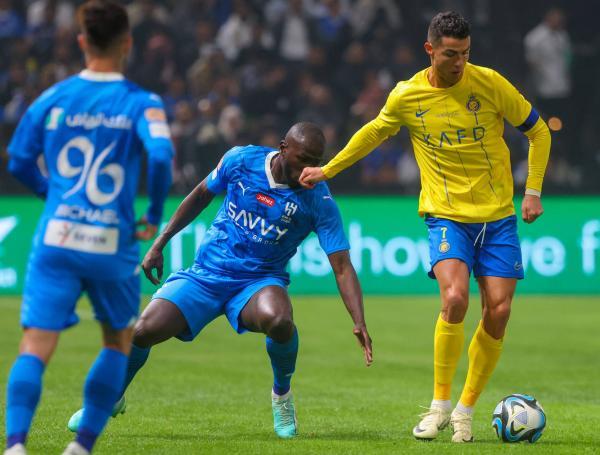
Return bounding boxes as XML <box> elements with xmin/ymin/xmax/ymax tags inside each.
<box><xmin>324</xmin><ymin>63</ymin><xmax>543</xmax><ymax>223</ymax></box>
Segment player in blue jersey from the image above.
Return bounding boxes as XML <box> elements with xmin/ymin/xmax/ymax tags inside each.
<box><xmin>4</xmin><ymin>2</ymin><xmax>173</xmax><ymax>455</ymax></box>
<box><xmin>67</xmin><ymin>121</ymin><xmax>373</xmax><ymax>439</ymax></box>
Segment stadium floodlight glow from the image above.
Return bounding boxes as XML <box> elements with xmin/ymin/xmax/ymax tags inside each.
<box><xmin>547</xmin><ymin>116</ymin><xmax>563</xmax><ymax>132</ymax></box>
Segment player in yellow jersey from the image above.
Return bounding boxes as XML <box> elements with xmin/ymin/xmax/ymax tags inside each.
<box><xmin>299</xmin><ymin>11</ymin><xmax>550</xmax><ymax>443</ymax></box>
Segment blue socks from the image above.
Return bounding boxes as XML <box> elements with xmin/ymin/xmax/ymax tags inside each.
<box><xmin>121</xmin><ymin>343</ymin><xmax>151</xmax><ymax>396</ymax></box>
<box><xmin>76</xmin><ymin>348</ymin><xmax>128</xmax><ymax>452</ymax></box>
<box><xmin>5</xmin><ymin>345</ymin><xmax>151</xmax><ymax>451</ymax></box>
<box><xmin>5</xmin><ymin>354</ymin><xmax>45</xmax><ymax>448</ymax></box>
<box><xmin>266</xmin><ymin>328</ymin><xmax>299</xmax><ymax>396</ymax></box>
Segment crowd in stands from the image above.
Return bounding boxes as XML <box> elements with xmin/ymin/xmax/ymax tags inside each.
<box><xmin>1</xmin><ymin>0</ymin><xmax>599</xmax><ymax>194</ymax></box>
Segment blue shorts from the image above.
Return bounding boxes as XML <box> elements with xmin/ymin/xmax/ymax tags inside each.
<box><xmin>152</xmin><ymin>264</ymin><xmax>289</xmax><ymax>341</ymax></box>
<box><xmin>426</xmin><ymin>215</ymin><xmax>524</xmax><ymax>280</ymax></box>
<box><xmin>22</xmin><ymin>260</ymin><xmax>140</xmax><ymax>331</ymax></box>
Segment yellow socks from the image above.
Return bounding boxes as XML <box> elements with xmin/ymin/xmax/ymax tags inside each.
<box><xmin>433</xmin><ymin>314</ymin><xmax>465</xmax><ymax>400</ymax></box>
<box><xmin>432</xmin><ymin>316</ymin><xmax>504</xmax><ymax>409</ymax></box>
<box><xmin>459</xmin><ymin>321</ymin><xmax>503</xmax><ymax>407</ymax></box>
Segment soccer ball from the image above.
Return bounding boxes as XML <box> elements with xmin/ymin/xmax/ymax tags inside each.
<box><xmin>492</xmin><ymin>394</ymin><xmax>546</xmax><ymax>443</ymax></box>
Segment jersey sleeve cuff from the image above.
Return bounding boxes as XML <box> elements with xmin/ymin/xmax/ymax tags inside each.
<box><xmin>321</xmin><ymin>165</ymin><xmax>336</xmax><ymax>179</ymax></box>
<box><xmin>324</xmin><ymin>245</ymin><xmax>351</xmax><ymax>256</ymax></box>
<box><xmin>205</xmin><ymin>174</ymin><xmax>223</xmax><ymax>194</ymax></box>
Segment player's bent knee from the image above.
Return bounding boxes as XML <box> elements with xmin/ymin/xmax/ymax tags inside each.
<box><xmin>132</xmin><ymin>298</ymin><xmax>188</xmax><ymax>348</ymax></box>
<box><xmin>132</xmin><ymin>318</ymin><xmax>162</xmax><ymax>348</ymax></box>
<box><xmin>265</xmin><ymin>315</ymin><xmax>295</xmax><ymax>343</ymax></box>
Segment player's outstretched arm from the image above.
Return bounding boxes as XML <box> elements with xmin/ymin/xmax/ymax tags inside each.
<box><xmin>299</xmin><ymin>91</ymin><xmax>402</xmax><ymax>189</ymax></box>
<box><xmin>298</xmin><ymin>119</ymin><xmax>390</xmax><ymax>189</ymax></box>
<box><xmin>328</xmin><ymin>250</ymin><xmax>373</xmax><ymax>366</ymax></box>
<box><xmin>142</xmin><ymin>179</ymin><xmax>215</xmax><ymax>284</ymax></box>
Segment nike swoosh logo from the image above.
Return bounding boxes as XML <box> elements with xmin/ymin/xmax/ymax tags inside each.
<box><xmin>416</xmin><ymin>109</ymin><xmax>431</xmax><ymax>118</ymax></box>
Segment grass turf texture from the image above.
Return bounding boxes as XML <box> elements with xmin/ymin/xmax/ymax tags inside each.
<box><xmin>1</xmin><ymin>295</ymin><xmax>599</xmax><ymax>454</ymax></box>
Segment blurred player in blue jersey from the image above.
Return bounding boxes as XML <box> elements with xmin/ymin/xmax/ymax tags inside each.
<box><xmin>4</xmin><ymin>2</ymin><xmax>173</xmax><ymax>454</ymax></box>
<box><xmin>67</xmin><ymin>122</ymin><xmax>373</xmax><ymax>439</ymax></box>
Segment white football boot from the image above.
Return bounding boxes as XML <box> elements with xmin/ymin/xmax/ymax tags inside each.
<box><xmin>450</xmin><ymin>408</ymin><xmax>474</xmax><ymax>442</ymax></box>
<box><xmin>412</xmin><ymin>404</ymin><xmax>451</xmax><ymax>440</ymax></box>
<box><xmin>61</xmin><ymin>442</ymin><xmax>90</xmax><ymax>455</ymax></box>
<box><xmin>3</xmin><ymin>444</ymin><xmax>26</xmax><ymax>455</ymax></box>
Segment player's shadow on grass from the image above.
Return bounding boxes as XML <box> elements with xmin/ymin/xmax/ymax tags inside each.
<box><xmin>298</xmin><ymin>430</ymin><xmax>393</xmax><ymax>441</ymax></box>
<box><xmin>114</xmin><ymin>433</ymin><xmax>208</xmax><ymax>442</ymax></box>
<box><xmin>117</xmin><ymin>429</ymin><xmax>391</xmax><ymax>443</ymax></box>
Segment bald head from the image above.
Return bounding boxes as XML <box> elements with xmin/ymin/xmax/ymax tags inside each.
<box><xmin>285</xmin><ymin>122</ymin><xmax>326</xmax><ymax>159</ymax></box>
<box><xmin>277</xmin><ymin>122</ymin><xmax>326</xmax><ymax>188</ymax></box>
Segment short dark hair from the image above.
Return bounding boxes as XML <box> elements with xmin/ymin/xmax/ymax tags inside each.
<box><xmin>427</xmin><ymin>11</ymin><xmax>470</xmax><ymax>44</ymax></box>
<box><xmin>78</xmin><ymin>0</ymin><xmax>129</xmax><ymax>52</ymax></box>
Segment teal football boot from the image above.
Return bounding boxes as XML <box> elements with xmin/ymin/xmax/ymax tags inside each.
<box><xmin>272</xmin><ymin>390</ymin><xmax>297</xmax><ymax>439</ymax></box>
<box><xmin>67</xmin><ymin>396</ymin><xmax>126</xmax><ymax>432</ymax></box>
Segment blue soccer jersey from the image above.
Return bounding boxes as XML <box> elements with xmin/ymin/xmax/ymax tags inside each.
<box><xmin>201</xmin><ymin>145</ymin><xmax>349</xmax><ymax>281</ymax></box>
<box><xmin>8</xmin><ymin>70</ymin><xmax>174</xmax><ymax>280</ymax></box>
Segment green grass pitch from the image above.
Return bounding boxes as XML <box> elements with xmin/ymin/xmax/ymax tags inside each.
<box><xmin>1</xmin><ymin>295</ymin><xmax>599</xmax><ymax>454</ymax></box>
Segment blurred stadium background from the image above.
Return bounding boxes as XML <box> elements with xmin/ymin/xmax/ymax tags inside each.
<box><xmin>1</xmin><ymin>0</ymin><xmax>600</xmax><ymax>295</ymax></box>
<box><xmin>1</xmin><ymin>0</ymin><xmax>599</xmax><ymax>453</ymax></box>
<box><xmin>1</xmin><ymin>0</ymin><xmax>600</xmax><ymax>195</ymax></box>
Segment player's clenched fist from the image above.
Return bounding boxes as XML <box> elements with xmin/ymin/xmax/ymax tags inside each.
<box><xmin>299</xmin><ymin>166</ymin><xmax>327</xmax><ymax>189</ymax></box>
<box><xmin>521</xmin><ymin>194</ymin><xmax>544</xmax><ymax>224</ymax></box>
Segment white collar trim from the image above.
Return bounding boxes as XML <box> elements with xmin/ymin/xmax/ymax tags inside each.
<box><xmin>265</xmin><ymin>151</ymin><xmax>290</xmax><ymax>189</ymax></box>
<box><xmin>79</xmin><ymin>70</ymin><xmax>125</xmax><ymax>82</ymax></box>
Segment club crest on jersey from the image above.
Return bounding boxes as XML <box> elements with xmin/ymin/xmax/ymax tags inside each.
<box><xmin>256</xmin><ymin>193</ymin><xmax>275</xmax><ymax>207</ymax></box>
<box><xmin>284</xmin><ymin>202</ymin><xmax>298</xmax><ymax>217</ymax></box>
<box><xmin>439</xmin><ymin>241</ymin><xmax>451</xmax><ymax>253</ymax></box>
<box><xmin>280</xmin><ymin>202</ymin><xmax>298</xmax><ymax>224</ymax></box>
<box><xmin>466</xmin><ymin>95</ymin><xmax>481</xmax><ymax>113</ymax></box>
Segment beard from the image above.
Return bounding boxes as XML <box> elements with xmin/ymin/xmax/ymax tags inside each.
<box><xmin>282</xmin><ymin>162</ymin><xmax>300</xmax><ymax>188</ymax></box>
